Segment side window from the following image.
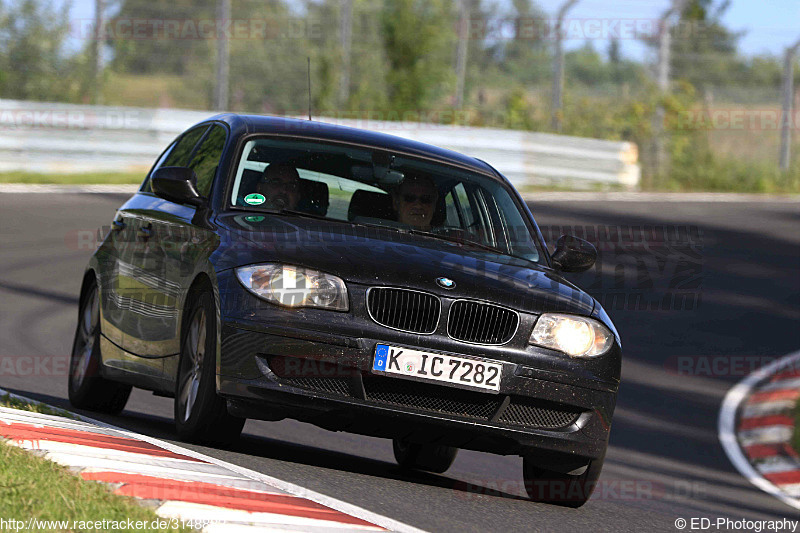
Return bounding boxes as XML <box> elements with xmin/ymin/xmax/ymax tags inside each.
<box><xmin>140</xmin><ymin>140</ymin><xmax>176</xmax><ymax>193</ymax></box>
<box><xmin>162</xmin><ymin>125</ymin><xmax>209</xmax><ymax>168</ymax></box>
<box><xmin>188</xmin><ymin>124</ymin><xmax>227</xmax><ymax>197</ymax></box>
<box><xmin>444</xmin><ymin>183</ymin><xmax>478</xmax><ymax>230</ymax></box>
<box><xmin>140</xmin><ymin>126</ymin><xmax>207</xmax><ymax>193</ymax></box>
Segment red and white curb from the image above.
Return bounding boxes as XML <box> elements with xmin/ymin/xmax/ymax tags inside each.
<box><xmin>0</xmin><ymin>389</ymin><xmax>422</xmax><ymax>532</ymax></box>
<box><xmin>719</xmin><ymin>350</ymin><xmax>800</xmax><ymax>510</ymax></box>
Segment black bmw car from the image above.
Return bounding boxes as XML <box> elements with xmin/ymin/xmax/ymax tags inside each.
<box><xmin>69</xmin><ymin>114</ymin><xmax>620</xmax><ymax>506</ymax></box>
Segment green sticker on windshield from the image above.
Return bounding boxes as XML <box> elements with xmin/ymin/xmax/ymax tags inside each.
<box><xmin>243</xmin><ymin>193</ymin><xmax>265</xmax><ymax>205</ymax></box>
<box><xmin>244</xmin><ymin>215</ymin><xmax>265</xmax><ymax>223</ymax></box>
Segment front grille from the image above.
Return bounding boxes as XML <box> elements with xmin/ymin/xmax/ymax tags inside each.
<box><xmin>363</xmin><ymin>376</ymin><xmax>502</xmax><ymax>420</ymax></box>
<box><xmin>447</xmin><ymin>300</ymin><xmax>519</xmax><ymax>344</ymax></box>
<box><xmin>497</xmin><ymin>398</ymin><xmax>581</xmax><ymax>429</ymax></box>
<box><xmin>367</xmin><ymin>288</ymin><xmax>440</xmax><ymax>334</ymax></box>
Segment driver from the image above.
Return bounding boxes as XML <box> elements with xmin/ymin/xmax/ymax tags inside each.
<box><xmin>256</xmin><ymin>163</ymin><xmax>301</xmax><ymax>210</ymax></box>
<box><xmin>393</xmin><ymin>174</ymin><xmax>438</xmax><ymax>231</ymax></box>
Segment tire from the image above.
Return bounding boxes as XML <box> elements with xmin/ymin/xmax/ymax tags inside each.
<box><xmin>393</xmin><ymin>438</ymin><xmax>458</xmax><ymax>474</ymax></box>
<box><xmin>68</xmin><ymin>276</ymin><xmax>131</xmax><ymax>414</ymax></box>
<box><xmin>522</xmin><ymin>450</ymin><xmax>606</xmax><ymax>508</ymax></box>
<box><xmin>174</xmin><ymin>289</ymin><xmax>244</xmax><ymax>447</ymax></box>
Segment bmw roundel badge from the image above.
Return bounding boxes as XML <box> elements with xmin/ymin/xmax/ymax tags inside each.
<box><xmin>436</xmin><ymin>277</ymin><xmax>456</xmax><ymax>289</ymax></box>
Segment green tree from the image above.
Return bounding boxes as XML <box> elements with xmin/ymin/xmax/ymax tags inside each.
<box><xmin>380</xmin><ymin>0</ymin><xmax>456</xmax><ymax>112</ymax></box>
<box><xmin>484</xmin><ymin>0</ymin><xmax>550</xmax><ymax>86</ymax></box>
<box><xmin>0</xmin><ymin>0</ymin><xmax>76</xmax><ymax>101</ymax></box>
<box><xmin>106</xmin><ymin>0</ymin><xmax>215</xmax><ymax>75</ymax></box>
<box><xmin>668</xmin><ymin>0</ymin><xmax>743</xmax><ymax>88</ymax></box>
<box><xmin>304</xmin><ymin>0</ymin><xmax>389</xmax><ymax>114</ymax></box>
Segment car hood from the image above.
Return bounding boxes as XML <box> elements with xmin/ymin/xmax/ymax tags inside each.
<box><xmin>213</xmin><ymin>213</ymin><xmax>595</xmax><ymax>316</ymax></box>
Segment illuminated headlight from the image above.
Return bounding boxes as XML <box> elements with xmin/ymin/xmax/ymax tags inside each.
<box><xmin>529</xmin><ymin>313</ymin><xmax>613</xmax><ymax>358</ymax></box>
<box><xmin>235</xmin><ymin>264</ymin><xmax>348</xmax><ymax>311</ymax></box>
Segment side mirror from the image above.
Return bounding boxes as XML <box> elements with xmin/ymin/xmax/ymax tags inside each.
<box><xmin>151</xmin><ymin>167</ymin><xmax>204</xmax><ymax>207</ymax></box>
<box><xmin>551</xmin><ymin>235</ymin><xmax>597</xmax><ymax>272</ymax></box>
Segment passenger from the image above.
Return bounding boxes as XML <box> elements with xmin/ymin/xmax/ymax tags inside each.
<box><xmin>393</xmin><ymin>175</ymin><xmax>439</xmax><ymax>231</ymax></box>
<box><xmin>256</xmin><ymin>163</ymin><xmax>301</xmax><ymax>210</ymax></box>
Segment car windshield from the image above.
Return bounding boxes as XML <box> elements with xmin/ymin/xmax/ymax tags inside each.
<box><xmin>229</xmin><ymin>137</ymin><xmax>542</xmax><ymax>264</ymax></box>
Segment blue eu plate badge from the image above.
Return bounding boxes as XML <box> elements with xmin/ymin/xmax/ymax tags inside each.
<box><xmin>373</xmin><ymin>344</ymin><xmax>389</xmax><ymax>370</ymax></box>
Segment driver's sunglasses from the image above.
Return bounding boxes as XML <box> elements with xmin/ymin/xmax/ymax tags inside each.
<box><xmin>402</xmin><ymin>194</ymin><xmax>434</xmax><ymax>205</ymax></box>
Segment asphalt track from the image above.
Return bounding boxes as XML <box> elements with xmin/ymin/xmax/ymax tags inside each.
<box><xmin>1</xmin><ymin>193</ymin><xmax>798</xmax><ymax>531</ymax></box>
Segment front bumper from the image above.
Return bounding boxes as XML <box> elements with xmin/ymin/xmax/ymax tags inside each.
<box><xmin>217</xmin><ymin>322</ymin><xmax>618</xmax><ymax>461</ymax></box>
<box><xmin>216</xmin><ymin>273</ymin><xmax>620</xmax><ymax>461</ymax></box>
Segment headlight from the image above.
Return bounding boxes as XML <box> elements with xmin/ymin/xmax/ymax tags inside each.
<box><xmin>529</xmin><ymin>313</ymin><xmax>613</xmax><ymax>358</ymax></box>
<box><xmin>235</xmin><ymin>264</ymin><xmax>348</xmax><ymax>311</ymax></box>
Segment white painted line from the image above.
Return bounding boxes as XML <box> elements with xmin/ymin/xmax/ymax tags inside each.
<box><xmin>753</xmin><ymin>456</ymin><xmax>800</xmax><ymax>475</ymax></box>
<box><xmin>6</xmin><ymin>437</ymin><xmax>291</xmax><ymax>494</ymax></box>
<box><xmin>38</xmin><ymin>451</ymin><xmax>252</xmax><ymax>483</ymax></box>
<box><xmin>741</xmin><ymin>401</ymin><xmax>797</xmax><ymax>418</ymax></box>
<box><xmin>759</xmin><ymin>377</ymin><xmax>800</xmax><ymax>392</ymax></box>
<box><xmin>737</xmin><ymin>426</ymin><xmax>795</xmax><ymax>447</ymax></box>
<box><xmin>778</xmin><ymin>483</ymin><xmax>800</xmax><ymax>497</ymax></box>
<box><xmin>0</xmin><ymin>388</ymin><xmax>423</xmax><ymax>533</ymax></box>
<box><xmin>7</xmin><ymin>439</ymin><xmax>207</xmax><ymax>468</ymax></box>
<box><xmin>0</xmin><ymin>406</ymin><xmax>119</xmax><ymax>434</ymax></box>
<box><xmin>718</xmin><ymin>349</ymin><xmax>800</xmax><ymax>511</ymax></box>
<box><xmin>156</xmin><ymin>501</ymin><xmax>383</xmax><ymax>532</ymax></box>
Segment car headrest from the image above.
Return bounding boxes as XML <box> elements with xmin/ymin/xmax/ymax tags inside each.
<box><xmin>236</xmin><ymin>170</ymin><xmax>328</xmax><ymax>216</ymax></box>
<box><xmin>348</xmin><ymin>190</ymin><xmax>394</xmax><ymax>222</ymax></box>
<box><xmin>297</xmin><ymin>178</ymin><xmax>329</xmax><ymax>216</ymax></box>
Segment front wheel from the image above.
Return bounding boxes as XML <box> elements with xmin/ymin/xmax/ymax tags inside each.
<box><xmin>68</xmin><ymin>277</ymin><xmax>131</xmax><ymax>414</ymax></box>
<box><xmin>522</xmin><ymin>450</ymin><xmax>606</xmax><ymax>507</ymax></box>
<box><xmin>174</xmin><ymin>290</ymin><xmax>244</xmax><ymax>447</ymax></box>
<box><xmin>393</xmin><ymin>438</ymin><xmax>458</xmax><ymax>474</ymax></box>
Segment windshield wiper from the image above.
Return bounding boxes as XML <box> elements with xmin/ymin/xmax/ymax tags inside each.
<box><xmin>405</xmin><ymin>229</ymin><xmax>503</xmax><ymax>254</ymax></box>
<box><xmin>406</xmin><ymin>229</ymin><xmax>537</xmax><ymax>263</ymax></box>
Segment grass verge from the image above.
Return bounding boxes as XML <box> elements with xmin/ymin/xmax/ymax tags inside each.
<box><xmin>0</xmin><ymin>171</ymin><xmax>144</xmax><ymax>185</ymax></box>
<box><xmin>0</xmin><ymin>393</ymin><xmax>77</xmax><ymax>419</ymax></box>
<box><xmin>0</xmin><ymin>443</ymin><xmax>188</xmax><ymax>532</ymax></box>
<box><xmin>0</xmin><ymin>396</ymin><xmax>189</xmax><ymax>532</ymax></box>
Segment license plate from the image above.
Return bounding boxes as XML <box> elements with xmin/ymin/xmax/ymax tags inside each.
<box><xmin>372</xmin><ymin>343</ymin><xmax>502</xmax><ymax>393</ymax></box>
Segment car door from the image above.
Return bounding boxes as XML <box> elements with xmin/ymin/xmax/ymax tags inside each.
<box><xmin>127</xmin><ymin>123</ymin><xmax>228</xmax><ymax>383</ymax></box>
<box><xmin>115</xmin><ymin>124</ymin><xmax>210</xmax><ymax>378</ymax></box>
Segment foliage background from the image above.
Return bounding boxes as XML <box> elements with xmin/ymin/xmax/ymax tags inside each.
<box><xmin>0</xmin><ymin>0</ymin><xmax>797</xmax><ymax>191</ymax></box>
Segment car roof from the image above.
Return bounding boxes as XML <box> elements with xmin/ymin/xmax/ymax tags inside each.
<box><xmin>206</xmin><ymin>113</ymin><xmax>500</xmax><ymax>179</ymax></box>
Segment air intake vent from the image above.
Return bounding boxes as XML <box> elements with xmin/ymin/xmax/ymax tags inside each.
<box><xmin>367</xmin><ymin>288</ymin><xmax>440</xmax><ymax>334</ymax></box>
<box><xmin>497</xmin><ymin>398</ymin><xmax>582</xmax><ymax>429</ymax></box>
<box><xmin>363</xmin><ymin>377</ymin><xmax>502</xmax><ymax>420</ymax></box>
<box><xmin>447</xmin><ymin>300</ymin><xmax>519</xmax><ymax>345</ymax></box>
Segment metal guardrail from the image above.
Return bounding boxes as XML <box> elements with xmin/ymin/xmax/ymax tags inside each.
<box><xmin>0</xmin><ymin>99</ymin><xmax>639</xmax><ymax>188</ymax></box>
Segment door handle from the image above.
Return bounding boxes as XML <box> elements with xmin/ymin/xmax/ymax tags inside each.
<box><xmin>137</xmin><ymin>223</ymin><xmax>153</xmax><ymax>239</ymax></box>
<box><xmin>111</xmin><ymin>219</ymin><xmax>125</xmax><ymax>231</ymax></box>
